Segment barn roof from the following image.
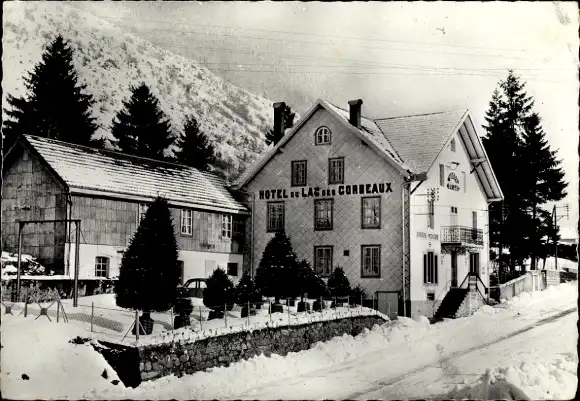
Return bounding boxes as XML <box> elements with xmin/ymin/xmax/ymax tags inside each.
<box><xmin>16</xmin><ymin>135</ymin><xmax>248</xmax><ymax>214</ymax></box>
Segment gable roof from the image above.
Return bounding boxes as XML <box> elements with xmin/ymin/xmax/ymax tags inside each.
<box><xmin>232</xmin><ymin>99</ymin><xmax>415</xmax><ymax>189</ymax></box>
<box><xmin>15</xmin><ymin>135</ymin><xmax>248</xmax><ymax>214</ymax></box>
<box><xmin>374</xmin><ymin>110</ymin><xmax>468</xmax><ymax>173</ymax></box>
<box><xmin>233</xmin><ymin>99</ymin><xmax>503</xmax><ymax>202</ymax></box>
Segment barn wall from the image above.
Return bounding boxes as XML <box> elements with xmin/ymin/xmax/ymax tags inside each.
<box><xmin>1</xmin><ymin>146</ymin><xmax>67</xmax><ymax>272</ymax></box>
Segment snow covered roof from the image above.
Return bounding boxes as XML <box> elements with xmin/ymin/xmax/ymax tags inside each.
<box><xmin>233</xmin><ymin>99</ymin><xmax>503</xmax><ymax>202</ymax></box>
<box><xmin>15</xmin><ymin>135</ymin><xmax>248</xmax><ymax>214</ymax></box>
<box><xmin>232</xmin><ymin>99</ymin><xmax>415</xmax><ymax>189</ymax></box>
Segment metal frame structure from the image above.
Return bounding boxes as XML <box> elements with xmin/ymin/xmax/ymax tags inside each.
<box><xmin>16</xmin><ymin>219</ymin><xmax>81</xmax><ymax>307</ymax></box>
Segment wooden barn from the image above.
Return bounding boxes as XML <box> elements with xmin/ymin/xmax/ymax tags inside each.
<box><xmin>2</xmin><ymin>135</ymin><xmax>248</xmax><ymax>287</ymax></box>
<box><xmin>232</xmin><ymin>99</ymin><xmax>503</xmax><ymax>319</ymax></box>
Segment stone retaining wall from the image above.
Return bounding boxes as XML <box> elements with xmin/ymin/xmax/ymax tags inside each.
<box><xmin>97</xmin><ymin>314</ymin><xmax>386</xmax><ymax>387</ymax></box>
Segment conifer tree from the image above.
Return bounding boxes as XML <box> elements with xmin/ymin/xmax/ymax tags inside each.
<box><xmin>111</xmin><ymin>83</ymin><xmax>174</xmax><ymax>160</ymax></box>
<box><xmin>203</xmin><ymin>268</ymin><xmax>235</xmax><ymax>314</ymax></box>
<box><xmin>520</xmin><ymin>113</ymin><xmax>567</xmax><ymax>269</ymax></box>
<box><xmin>234</xmin><ymin>271</ymin><xmax>261</xmax><ymax>305</ymax></box>
<box><xmin>254</xmin><ymin>231</ymin><xmax>299</xmax><ymax>302</ymax></box>
<box><xmin>327</xmin><ymin>267</ymin><xmax>351</xmax><ymax>298</ymax></box>
<box><xmin>483</xmin><ymin>71</ymin><xmax>568</xmax><ymax>274</ymax></box>
<box><xmin>264</xmin><ymin>104</ymin><xmax>296</xmax><ymax>146</ymax></box>
<box><xmin>2</xmin><ymin>35</ymin><xmax>98</xmax><ymax>148</ymax></box>
<box><xmin>115</xmin><ymin>197</ymin><xmax>180</xmax><ymax>333</ymax></box>
<box><xmin>175</xmin><ymin>115</ymin><xmax>216</xmax><ymax>171</ymax></box>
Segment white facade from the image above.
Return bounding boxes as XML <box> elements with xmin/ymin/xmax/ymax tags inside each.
<box><xmin>64</xmin><ymin>243</ymin><xmax>242</xmax><ymax>283</ymax></box>
<box><xmin>409</xmin><ymin>131</ymin><xmax>491</xmax><ymax>318</ymax></box>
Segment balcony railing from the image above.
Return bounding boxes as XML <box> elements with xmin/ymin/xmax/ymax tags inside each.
<box><xmin>441</xmin><ymin>226</ymin><xmax>484</xmax><ymax>246</ymax></box>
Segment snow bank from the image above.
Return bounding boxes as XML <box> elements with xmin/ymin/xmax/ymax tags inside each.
<box><xmin>89</xmin><ymin>316</ymin><xmax>433</xmax><ymax>400</ymax></box>
<box><xmin>1</xmin><ymin>315</ymin><xmax>121</xmax><ymax>400</ymax></box>
<box><xmin>501</xmin><ymin>281</ymin><xmax>578</xmax><ymax>314</ymax></box>
<box><xmin>448</xmin><ymin>353</ymin><xmax>578</xmax><ymax>400</ymax></box>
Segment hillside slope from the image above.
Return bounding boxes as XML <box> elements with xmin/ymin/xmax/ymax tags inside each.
<box><xmin>2</xmin><ymin>2</ymin><xmax>277</xmax><ymax>179</ymax></box>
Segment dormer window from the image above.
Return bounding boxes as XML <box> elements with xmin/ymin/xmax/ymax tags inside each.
<box><xmin>315</xmin><ymin>126</ymin><xmax>331</xmax><ymax>145</ymax></box>
<box><xmin>450</xmin><ymin>138</ymin><xmax>456</xmax><ymax>152</ymax></box>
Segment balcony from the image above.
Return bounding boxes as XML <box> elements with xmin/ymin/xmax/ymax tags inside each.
<box><xmin>441</xmin><ymin>226</ymin><xmax>484</xmax><ymax>247</ymax></box>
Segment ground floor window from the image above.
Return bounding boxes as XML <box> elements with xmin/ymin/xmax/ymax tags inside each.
<box><xmin>314</xmin><ymin>246</ymin><xmax>333</xmax><ymax>276</ymax></box>
<box><xmin>361</xmin><ymin>245</ymin><xmax>381</xmax><ymax>277</ymax></box>
<box><xmin>423</xmin><ymin>251</ymin><xmax>438</xmax><ymax>284</ymax></box>
<box><xmin>95</xmin><ymin>257</ymin><xmax>109</xmax><ymax>277</ymax></box>
<box><xmin>227</xmin><ymin>262</ymin><xmax>238</xmax><ymax>276</ymax></box>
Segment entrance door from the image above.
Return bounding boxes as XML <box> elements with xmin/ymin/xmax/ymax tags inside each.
<box><xmin>377</xmin><ymin>292</ymin><xmax>399</xmax><ymax>320</ymax></box>
<box><xmin>469</xmin><ymin>253</ymin><xmax>480</xmax><ymax>274</ymax></box>
<box><xmin>451</xmin><ymin>251</ymin><xmax>458</xmax><ymax>287</ymax></box>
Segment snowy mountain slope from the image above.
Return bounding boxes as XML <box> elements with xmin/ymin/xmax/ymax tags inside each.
<box><xmin>2</xmin><ymin>2</ymin><xmax>278</xmax><ymax>179</ymax></box>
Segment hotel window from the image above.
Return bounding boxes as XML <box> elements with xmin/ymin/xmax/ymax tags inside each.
<box><xmin>328</xmin><ymin>157</ymin><xmax>345</xmax><ymax>184</ymax></box>
<box><xmin>423</xmin><ymin>251</ymin><xmax>438</xmax><ymax>284</ymax></box>
<box><xmin>267</xmin><ymin>202</ymin><xmax>285</xmax><ymax>232</ymax></box>
<box><xmin>450</xmin><ymin>138</ymin><xmax>456</xmax><ymax>152</ymax></box>
<box><xmin>439</xmin><ymin>164</ymin><xmax>445</xmax><ymax>186</ymax></box>
<box><xmin>315</xmin><ymin>126</ymin><xmax>331</xmax><ymax>145</ymax></box>
<box><xmin>361</xmin><ymin>197</ymin><xmax>381</xmax><ymax>229</ymax></box>
<box><xmin>138</xmin><ymin>203</ymin><xmax>149</xmax><ymax>224</ymax></box>
<box><xmin>314</xmin><ymin>199</ymin><xmax>333</xmax><ymax>230</ymax></box>
<box><xmin>427</xmin><ymin>197</ymin><xmax>435</xmax><ymax>229</ymax></box>
<box><xmin>221</xmin><ymin>214</ymin><xmax>232</xmax><ymax>239</ymax></box>
<box><xmin>181</xmin><ymin>209</ymin><xmax>193</xmax><ymax>235</ymax></box>
<box><xmin>314</xmin><ymin>246</ymin><xmax>333</xmax><ymax>276</ymax></box>
<box><xmin>95</xmin><ymin>257</ymin><xmax>109</xmax><ymax>278</ymax></box>
<box><xmin>227</xmin><ymin>262</ymin><xmax>239</xmax><ymax>277</ymax></box>
<box><xmin>291</xmin><ymin>160</ymin><xmax>307</xmax><ymax>186</ymax></box>
<box><xmin>361</xmin><ymin>245</ymin><xmax>381</xmax><ymax>277</ymax></box>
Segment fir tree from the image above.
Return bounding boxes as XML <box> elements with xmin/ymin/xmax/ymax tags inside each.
<box><xmin>296</xmin><ymin>259</ymin><xmax>327</xmax><ymax>301</ymax></box>
<box><xmin>254</xmin><ymin>231</ymin><xmax>300</xmax><ymax>302</ymax></box>
<box><xmin>111</xmin><ymin>83</ymin><xmax>174</xmax><ymax>160</ymax></box>
<box><xmin>2</xmin><ymin>35</ymin><xmax>98</xmax><ymax>148</ymax></box>
<box><xmin>326</xmin><ymin>267</ymin><xmax>351</xmax><ymax>298</ymax></box>
<box><xmin>175</xmin><ymin>115</ymin><xmax>216</xmax><ymax>171</ymax></box>
<box><xmin>234</xmin><ymin>271</ymin><xmax>261</xmax><ymax>305</ymax></box>
<box><xmin>264</xmin><ymin>104</ymin><xmax>296</xmax><ymax>146</ymax></box>
<box><xmin>520</xmin><ymin>113</ymin><xmax>567</xmax><ymax>269</ymax></box>
<box><xmin>203</xmin><ymin>268</ymin><xmax>235</xmax><ymax>313</ymax></box>
<box><xmin>115</xmin><ymin>197</ymin><xmax>180</xmax><ymax>332</ymax></box>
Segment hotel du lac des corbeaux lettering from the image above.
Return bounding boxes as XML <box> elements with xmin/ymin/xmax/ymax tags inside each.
<box><xmin>258</xmin><ymin>182</ymin><xmax>393</xmax><ymax>200</ymax></box>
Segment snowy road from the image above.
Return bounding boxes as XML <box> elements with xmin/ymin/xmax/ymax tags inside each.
<box><xmin>234</xmin><ymin>298</ymin><xmax>577</xmax><ymax>400</ymax></box>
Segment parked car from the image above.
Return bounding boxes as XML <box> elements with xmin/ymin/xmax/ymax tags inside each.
<box><xmin>177</xmin><ymin>278</ymin><xmax>207</xmax><ymax>298</ymax></box>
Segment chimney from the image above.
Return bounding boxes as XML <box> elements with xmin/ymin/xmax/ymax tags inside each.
<box><xmin>273</xmin><ymin>102</ymin><xmax>287</xmax><ymax>140</ymax></box>
<box><xmin>348</xmin><ymin>99</ymin><xmax>363</xmax><ymax>129</ymax></box>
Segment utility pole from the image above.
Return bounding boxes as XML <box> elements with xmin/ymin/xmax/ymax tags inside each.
<box><xmin>552</xmin><ymin>204</ymin><xmax>569</xmax><ymax>271</ymax></box>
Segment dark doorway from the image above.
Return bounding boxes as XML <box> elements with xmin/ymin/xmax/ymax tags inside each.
<box><xmin>451</xmin><ymin>251</ymin><xmax>458</xmax><ymax>287</ymax></box>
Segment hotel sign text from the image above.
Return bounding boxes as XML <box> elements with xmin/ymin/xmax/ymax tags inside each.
<box><xmin>258</xmin><ymin>182</ymin><xmax>393</xmax><ymax>200</ymax></box>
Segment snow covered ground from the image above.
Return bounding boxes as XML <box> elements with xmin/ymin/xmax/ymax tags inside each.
<box><xmin>1</xmin><ymin>282</ymin><xmax>577</xmax><ymax>400</ymax></box>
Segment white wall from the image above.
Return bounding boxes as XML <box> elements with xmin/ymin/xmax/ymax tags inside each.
<box><xmin>65</xmin><ymin>243</ymin><xmax>243</xmax><ymax>283</ymax></box>
<box><xmin>409</xmin><ymin>125</ymin><xmax>491</xmax><ymax>317</ymax></box>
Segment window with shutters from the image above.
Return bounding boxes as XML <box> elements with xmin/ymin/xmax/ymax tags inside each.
<box><xmin>181</xmin><ymin>209</ymin><xmax>193</xmax><ymax>235</ymax></box>
<box><xmin>267</xmin><ymin>202</ymin><xmax>285</xmax><ymax>232</ymax></box>
<box><xmin>314</xmin><ymin>199</ymin><xmax>333</xmax><ymax>230</ymax></box>
<box><xmin>328</xmin><ymin>157</ymin><xmax>345</xmax><ymax>184</ymax></box>
<box><xmin>291</xmin><ymin>160</ymin><xmax>307</xmax><ymax>186</ymax></box>
<box><xmin>361</xmin><ymin>245</ymin><xmax>381</xmax><ymax>277</ymax></box>
<box><xmin>314</xmin><ymin>246</ymin><xmax>333</xmax><ymax>276</ymax></box>
<box><xmin>423</xmin><ymin>251</ymin><xmax>438</xmax><ymax>284</ymax></box>
<box><xmin>361</xmin><ymin>197</ymin><xmax>381</xmax><ymax>229</ymax></box>
<box><xmin>95</xmin><ymin>257</ymin><xmax>109</xmax><ymax>278</ymax></box>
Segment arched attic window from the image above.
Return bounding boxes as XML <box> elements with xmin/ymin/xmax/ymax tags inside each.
<box><xmin>450</xmin><ymin>138</ymin><xmax>456</xmax><ymax>152</ymax></box>
<box><xmin>315</xmin><ymin>126</ymin><xmax>331</xmax><ymax>145</ymax></box>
